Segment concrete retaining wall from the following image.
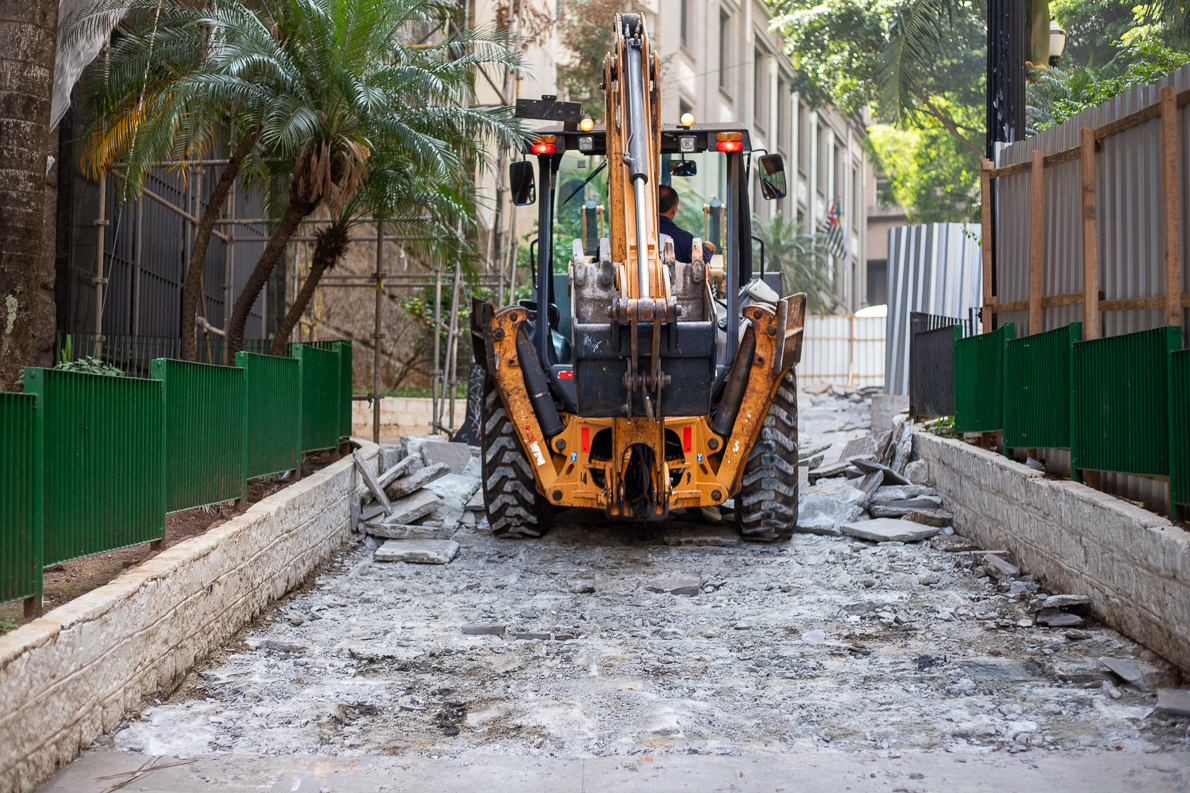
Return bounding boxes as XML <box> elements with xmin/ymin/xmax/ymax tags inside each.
<box><xmin>352</xmin><ymin>397</ymin><xmax>435</xmax><ymax>438</ymax></box>
<box><xmin>0</xmin><ymin>441</ymin><xmax>379</xmax><ymax>793</ymax></box>
<box><xmin>915</xmin><ymin>432</ymin><xmax>1190</xmax><ymax>671</ymax></box>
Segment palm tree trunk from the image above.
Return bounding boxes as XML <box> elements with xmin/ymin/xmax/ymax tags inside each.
<box><xmin>0</xmin><ymin>0</ymin><xmax>59</xmax><ymax>389</ymax></box>
<box><xmin>181</xmin><ymin>130</ymin><xmax>258</xmax><ymax>361</ymax></box>
<box><xmin>269</xmin><ymin>224</ymin><xmax>349</xmax><ymax>356</ymax></box>
<box><xmin>226</xmin><ymin>194</ymin><xmax>316</xmax><ymax>356</ymax></box>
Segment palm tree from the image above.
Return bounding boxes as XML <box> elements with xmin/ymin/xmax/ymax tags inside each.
<box><xmin>0</xmin><ymin>0</ymin><xmax>59</xmax><ymax>389</ymax></box>
<box><xmin>224</xmin><ymin>0</ymin><xmax>524</xmax><ymax>357</ymax></box>
<box><xmin>751</xmin><ymin>214</ymin><xmax>838</xmax><ymax>315</ymax></box>
<box><xmin>68</xmin><ymin>0</ymin><xmax>274</xmax><ymax>361</ymax></box>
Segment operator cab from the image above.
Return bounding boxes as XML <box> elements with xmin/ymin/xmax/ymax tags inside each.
<box><xmin>510</xmin><ymin>119</ymin><xmax>788</xmax><ymax>412</ymax></box>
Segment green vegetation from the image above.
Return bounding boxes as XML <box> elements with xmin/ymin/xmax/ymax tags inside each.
<box><xmin>750</xmin><ymin>215</ymin><xmax>839</xmax><ymax>314</ymax></box>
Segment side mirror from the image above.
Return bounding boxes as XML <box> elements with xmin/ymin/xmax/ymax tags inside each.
<box><xmin>668</xmin><ymin>159</ymin><xmax>697</xmax><ymax>177</ymax></box>
<box><xmin>510</xmin><ymin>161</ymin><xmax>536</xmax><ymax>206</ymax></box>
<box><xmin>757</xmin><ymin>153</ymin><xmax>787</xmax><ymax>200</ymax></box>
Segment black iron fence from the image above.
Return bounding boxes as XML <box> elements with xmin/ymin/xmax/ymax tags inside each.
<box><xmin>909</xmin><ymin>312</ymin><xmax>976</xmax><ymax>418</ymax></box>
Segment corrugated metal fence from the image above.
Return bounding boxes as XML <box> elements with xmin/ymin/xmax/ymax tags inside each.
<box><xmin>886</xmin><ymin>223</ymin><xmax>983</xmax><ymax>395</ymax></box>
<box><xmin>0</xmin><ymin>344</ymin><xmax>351</xmax><ymax>612</ymax></box>
<box><xmin>799</xmin><ymin>315</ymin><xmax>885</xmax><ymax>388</ymax></box>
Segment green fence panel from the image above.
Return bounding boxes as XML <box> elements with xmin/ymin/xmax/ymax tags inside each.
<box><xmin>1004</xmin><ymin>323</ymin><xmax>1081</xmax><ymax>450</ymax></box>
<box><xmin>954</xmin><ymin>323</ymin><xmax>1014</xmax><ymax>434</ymax></box>
<box><xmin>0</xmin><ymin>393</ymin><xmax>42</xmax><ymax>605</ymax></box>
<box><xmin>23</xmin><ymin>368</ymin><xmax>165</xmax><ymax>565</ymax></box>
<box><xmin>336</xmin><ymin>340</ymin><xmax>352</xmax><ymax>439</ymax></box>
<box><xmin>292</xmin><ymin>344</ymin><xmax>341</xmax><ymax>452</ymax></box>
<box><xmin>1072</xmin><ymin>326</ymin><xmax>1181</xmax><ymax>478</ymax></box>
<box><xmin>236</xmin><ymin>352</ymin><xmax>302</xmax><ymax>478</ymax></box>
<box><xmin>1169</xmin><ymin>348</ymin><xmax>1190</xmax><ymax>509</ymax></box>
<box><xmin>151</xmin><ymin>359</ymin><xmax>247</xmax><ymax>513</ymax></box>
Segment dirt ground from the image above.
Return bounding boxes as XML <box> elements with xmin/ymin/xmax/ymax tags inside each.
<box><xmin>93</xmin><ymin>390</ymin><xmax>1190</xmax><ymax>763</ymax></box>
<box><xmin>0</xmin><ymin>450</ymin><xmax>341</xmax><ymax>635</ymax></box>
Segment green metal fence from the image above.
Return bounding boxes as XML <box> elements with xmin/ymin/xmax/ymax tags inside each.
<box><xmin>152</xmin><ymin>359</ymin><xmax>247</xmax><ymax>512</ymax></box>
<box><xmin>297</xmin><ymin>339</ymin><xmax>353</xmax><ymax>439</ymax></box>
<box><xmin>954</xmin><ymin>323</ymin><xmax>1015</xmax><ymax>434</ymax></box>
<box><xmin>1168</xmin><ymin>348</ymin><xmax>1190</xmax><ymax>511</ymax></box>
<box><xmin>23</xmin><ymin>368</ymin><xmax>165</xmax><ymax>566</ymax></box>
<box><xmin>57</xmin><ymin>331</ymin><xmax>273</xmax><ymax>374</ymax></box>
<box><xmin>0</xmin><ymin>394</ymin><xmax>42</xmax><ymax>605</ymax></box>
<box><xmin>237</xmin><ymin>352</ymin><xmax>302</xmax><ymax>478</ymax></box>
<box><xmin>292</xmin><ymin>344</ymin><xmax>342</xmax><ymax>451</ymax></box>
<box><xmin>1004</xmin><ymin>323</ymin><xmax>1081</xmax><ymax>450</ymax></box>
<box><xmin>1072</xmin><ymin>326</ymin><xmax>1181</xmax><ymax>478</ymax></box>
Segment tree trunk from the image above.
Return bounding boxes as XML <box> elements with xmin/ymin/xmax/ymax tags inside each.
<box><xmin>269</xmin><ymin>224</ymin><xmax>349</xmax><ymax>356</ymax></box>
<box><xmin>181</xmin><ymin>130</ymin><xmax>258</xmax><ymax>361</ymax></box>
<box><xmin>225</xmin><ymin>194</ymin><xmax>316</xmax><ymax>356</ymax></box>
<box><xmin>0</xmin><ymin>0</ymin><xmax>60</xmax><ymax>389</ymax></box>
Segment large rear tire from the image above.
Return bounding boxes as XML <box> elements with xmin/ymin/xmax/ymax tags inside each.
<box><xmin>481</xmin><ymin>377</ymin><xmax>554</xmax><ymax>538</ymax></box>
<box><xmin>734</xmin><ymin>369</ymin><xmax>799</xmax><ymax>541</ymax></box>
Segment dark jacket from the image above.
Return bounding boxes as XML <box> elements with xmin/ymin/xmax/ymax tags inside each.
<box><xmin>659</xmin><ymin>215</ymin><xmax>714</xmax><ymax>263</ymax></box>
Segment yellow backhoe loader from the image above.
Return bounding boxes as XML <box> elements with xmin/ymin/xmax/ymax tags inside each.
<box><xmin>470</xmin><ymin>13</ymin><xmax>806</xmax><ymax>540</ymax></box>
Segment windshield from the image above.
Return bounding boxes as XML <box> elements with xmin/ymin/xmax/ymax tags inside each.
<box><xmin>550</xmin><ymin>150</ymin><xmax>729</xmax><ymax>274</ymax></box>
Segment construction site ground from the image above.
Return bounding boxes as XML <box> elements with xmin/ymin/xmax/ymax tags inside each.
<box><xmin>41</xmin><ymin>388</ymin><xmax>1190</xmax><ymax>792</ymax></box>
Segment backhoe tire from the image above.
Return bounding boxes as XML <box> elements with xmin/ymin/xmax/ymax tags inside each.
<box><xmin>481</xmin><ymin>377</ymin><xmax>554</xmax><ymax>538</ymax></box>
<box><xmin>734</xmin><ymin>369</ymin><xmax>799</xmax><ymax>542</ymax></box>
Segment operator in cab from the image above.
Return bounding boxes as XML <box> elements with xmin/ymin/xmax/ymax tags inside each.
<box><xmin>658</xmin><ymin>185</ymin><xmax>717</xmax><ymax>264</ymax></box>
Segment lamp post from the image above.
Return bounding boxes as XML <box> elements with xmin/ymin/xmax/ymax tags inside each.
<box><xmin>1049</xmin><ymin>21</ymin><xmax>1066</xmax><ymax>68</ymax></box>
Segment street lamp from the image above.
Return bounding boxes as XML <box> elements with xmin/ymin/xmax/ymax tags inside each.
<box><xmin>1049</xmin><ymin>21</ymin><xmax>1066</xmax><ymax>68</ymax></box>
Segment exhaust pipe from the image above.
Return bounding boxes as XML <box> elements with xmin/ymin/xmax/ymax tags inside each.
<box><xmin>709</xmin><ymin>324</ymin><xmax>756</xmax><ymax>437</ymax></box>
<box><xmin>516</xmin><ymin>326</ymin><xmax>564</xmax><ymax>438</ymax></box>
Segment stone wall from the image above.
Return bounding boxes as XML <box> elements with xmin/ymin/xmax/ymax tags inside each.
<box><xmin>0</xmin><ymin>441</ymin><xmax>379</xmax><ymax>793</ymax></box>
<box><xmin>352</xmin><ymin>397</ymin><xmax>437</xmax><ymax>438</ymax></box>
<box><xmin>915</xmin><ymin>431</ymin><xmax>1190</xmax><ymax>671</ymax></box>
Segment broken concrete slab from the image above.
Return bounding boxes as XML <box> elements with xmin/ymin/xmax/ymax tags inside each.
<box><xmin>905</xmin><ymin>459</ymin><xmax>930</xmax><ymax>484</ymax></box>
<box><xmin>353</xmin><ymin>450</ymin><xmax>392</xmax><ymax>516</ymax></box>
<box><xmin>809</xmin><ymin>478</ymin><xmax>869</xmax><ymax>506</ymax></box>
<box><xmin>461</xmin><ymin>624</ymin><xmax>505</xmax><ymax>636</ymax></box>
<box><xmin>799</xmin><ymin>443</ymin><xmax>831</xmax><ymax>461</ymax></box>
<box><xmin>646</xmin><ymin>574</ymin><xmax>701</xmax><ymax>596</ymax></box>
<box><xmin>804</xmin><ymin>380</ymin><xmax>833</xmax><ymax>395</ymax></box>
<box><xmin>1155</xmin><ymin>689</ymin><xmax>1190</xmax><ymax>718</ymax></box>
<box><xmin>931</xmin><ymin>534</ymin><xmax>981</xmax><ymax>552</ymax></box>
<box><xmin>982</xmin><ymin>554</ymin><xmax>1020</xmax><ymax>581</ymax></box>
<box><xmin>1043</xmin><ymin>594</ymin><xmax>1091</xmax><ymax>609</ymax></box>
<box><xmin>374</xmin><ymin>539</ymin><xmax>459</xmax><ymax>564</ymax></box>
<box><xmin>807</xmin><ymin>460</ymin><xmax>852</xmax><ymax>483</ymax></box>
<box><xmin>360</xmin><ymin>502</ymin><xmax>387</xmax><ymax>523</ymax></box>
<box><xmin>868</xmin><ymin>498</ymin><xmax>945</xmax><ymax>518</ymax></box>
<box><xmin>385</xmin><ymin>463</ymin><xmax>450</xmax><ymax>500</ymax></box>
<box><xmin>840</xmin><ymin>517</ymin><xmax>939</xmax><ymax>544</ymax></box>
<box><xmin>378</xmin><ymin>455</ymin><xmax>421</xmax><ymax>489</ymax></box>
<box><xmin>379</xmin><ymin>445</ymin><xmax>403</xmax><ymax>471</ymax></box>
<box><xmin>1099</xmin><ymin>657</ymin><xmax>1147</xmax><ymax>690</ymax></box>
<box><xmin>795</xmin><ymin>493</ymin><xmax>864</xmax><ymax>536</ymax></box>
<box><xmin>424</xmin><ymin>473</ymin><xmax>482</xmax><ymax>510</ymax></box>
<box><xmin>1036</xmin><ymin>611</ymin><xmax>1084</xmax><ymax>627</ymax></box>
<box><xmin>903</xmin><ymin>509</ymin><xmax>956</xmax><ymax>527</ymax></box>
<box><xmin>800</xmin><ymin>454</ymin><xmax>825</xmax><ymax>471</ymax></box>
<box><xmin>385</xmin><ymin>489</ymin><xmax>443</xmax><ymax>525</ymax></box>
<box><xmin>420</xmin><ymin>506</ymin><xmax>464</xmax><ymax>532</ymax></box>
<box><xmin>662</xmin><ymin>528</ymin><xmax>740</xmax><ymax>547</ymax></box>
<box><xmin>465</xmin><ymin>487</ymin><xmax>485</xmax><ymax>510</ymax></box>
<box><xmin>856</xmin><ymin>470</ymin><xmax>884</xmax><ymax>504</ymax></box>
<box><xmin>851</xmin><ymin>458</ymin><xmax>911</xmax><ymax>486</ymax></box>
<box><xmin>839</xmin><ymin>435</ymin><xmax>875</xmax><ymax>461</ymax></box>
<box><xmin>514</xmin><ymin>632</ymin><xmax>551</xmax><ymax>640</ymax></box>
<box><xmin>364</xmin><ymin>523</ymin><xmax>457</xmax><ymax>541</ymax></box>
<box><xmin>871</xmin><ymin>484</ymin><xmax>938</xmax><ymax>502</ymax></box>
<box><xmin>462</xmin><ymin>454</ymin><xmax>481</xmax><ymax>479</ymax></box>
<box><xmin>422</xmin><ymin>442</ymin><xmax>473</xmax><ymax>475</ymax></box>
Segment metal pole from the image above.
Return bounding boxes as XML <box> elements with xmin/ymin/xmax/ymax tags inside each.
<box><xmin>94</xmin><ymin>172</ymin><xmax>107</xmax><ymax>356</ymax></box>
<box><xmin>431</xmin><ymin>265</ymin><xmax>443</xmax><ymax>433</ymax></box>
<box><xmin>223</xmin><ymin>181</ymin><xmax>236</xmax><ymax>363</ymax></box>
<box><xmin>132</xmin><ymin>196</ymin><xmax>143</xmax><ymax>336</ymax></box>
<box><xmin>373</xmin><ymin>220</ymin><xmax>384</xmax><ymax>445</ymax></box>
<box><xmin>445</xmin><ymin>259</ymin><xmax>462</xmax><ymax>433</ymax></box>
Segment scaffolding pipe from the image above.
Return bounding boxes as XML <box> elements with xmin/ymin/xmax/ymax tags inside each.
<box><xmin>431</xmin><ymin>265</ymin><xmax>443</xmax><ymax>434</ymax></box>
<box><xmin>373</xmin><ymin>221</ymin><xmax>384</xmax><ymax>445</ymax></box>
<box><xmin>444</xmin><ymin>259</ymin><xmax>462</xmax><ymax>432</ymax></box>
<box><xmin>94</xmin><ymin>171</ymin><xmax>106</xmax><ymax>355</ymax></box>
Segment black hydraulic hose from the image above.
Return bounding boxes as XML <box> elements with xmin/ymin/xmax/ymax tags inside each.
<box><xmin>710</xmin><ymin>324</ymin><xmax>756</xmax><ymax>438</ymax></box>
<box><xmin>516</xmin><ymin>325</ymin><xmax>564</xmax><ymax>438</ymax></box>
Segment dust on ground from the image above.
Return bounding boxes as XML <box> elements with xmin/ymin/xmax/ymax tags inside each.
<box><xmin>100</xmin><ymin>390</ymin><xmax>1189</xmax><ymax>760</ymax></box>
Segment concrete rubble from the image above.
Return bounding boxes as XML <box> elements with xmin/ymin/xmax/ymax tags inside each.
<box><xmin>86</xmin><ymin>382</ymin><xmax>1189</xmax><ymax>766</ymax></box>
<box><xmin>357</xmin><ymin>437</ymin><xmax>481</xmax><ymax>566</ymax></box>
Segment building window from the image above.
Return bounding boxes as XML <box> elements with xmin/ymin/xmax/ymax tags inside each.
<box><xmin>798</xmin><ymin>105</ymin><xmax>809</xmax><ymax>175</ymax></box>
<box><xmin>680</xmin><ymin>0</ymin><xmax>688</xmax><ymax>49</ymax></box>
<box><xmin>753</xmin><ymin>49</ymin><xmax>766</xmax><ymax>131</ymax></box>
<box><xmin>817</xmin><ymin>126</ymin><xmax>829</xmax><ymax>190</ymax></box>
<box><xmin>852</xmin><ymin>166</ymin><xmax>860</xmax><ymax>230</ymax></box>
<box><xmin>719</xmin><ymin>10</ymin><xmax>730</xmax><ymax>92</ymax></box>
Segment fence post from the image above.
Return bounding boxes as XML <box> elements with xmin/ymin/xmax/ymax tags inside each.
<box><xmin>1161</xmin><ymin>85</ymin><xmax>1182</xmax><ymax>329</ymax></box>
<box><xmin>1029</xmin><ymin>149</ymin><xmax>1045</xmax><ymax>335</ymax></box>
<box><xmin>1080</xmin><ymin>127</ymin><xmax>1100</xmax><ymax>342</ymax></box>
<box><xmin>980</xmin><ymin>159</ymin><xmax>995</xmax><ymax>333</ymax></box>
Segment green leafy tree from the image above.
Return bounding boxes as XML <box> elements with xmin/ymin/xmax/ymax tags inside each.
<box><xmin>750</xmin><ymin>214</ymin><xmax>838</xmax><ymax>314</ymax></box>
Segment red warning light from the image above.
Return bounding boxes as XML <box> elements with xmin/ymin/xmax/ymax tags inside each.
<box><xmin>581</xmin><ymin>426</ymin><xmax>590</xmax><ymax>453</ymax></box>
<box><xmin>683</xmin><ymin>426</ymin><xmax>692</xmax><ymax>453</ymax></box>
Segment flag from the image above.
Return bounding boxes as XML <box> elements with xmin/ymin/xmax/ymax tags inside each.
<box><xmin>817</xmin><ymin>199</ymin><xmax>848</xmax><ymax>264</ymax></box>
